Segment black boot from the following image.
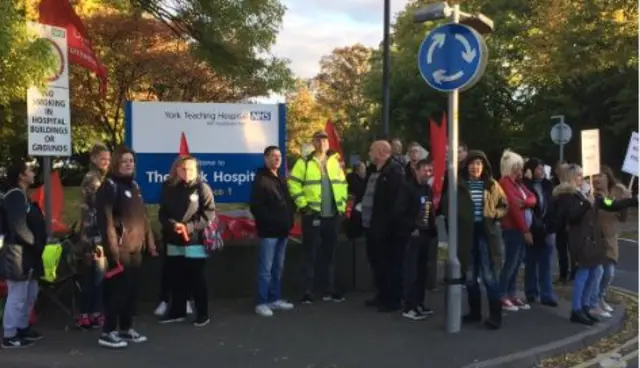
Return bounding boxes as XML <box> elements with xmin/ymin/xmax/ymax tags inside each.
<box><xmin>570</xmin><ymin>310</ymin><xmax>594</xmax><ymax>326</ymax></box>
<box><xmin>582</xmin><ymin>306</ymin><xmax>600</xmax><ymax>323</ymax></box>
<box><xmin>484</xmin><ymin>299</ymin><xmax>502</xmax><ymax>330</ymax></box>
<box><xmin>462</xmin><ymin>294</ymin><xmax>482</xmax><ymax>323</ymax></box>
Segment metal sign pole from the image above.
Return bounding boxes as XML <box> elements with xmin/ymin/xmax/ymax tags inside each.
<box><xmin>42</xmin><ymin>156</ymin><xmax>53</xmax><ymax>237</ymax></box>
<box><xmin>445</xmin><ymin>3</ymin><xmax>463</xmax><ymax>334</ymax></box>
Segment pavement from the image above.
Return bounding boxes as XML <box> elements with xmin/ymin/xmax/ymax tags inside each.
<box><xmin>2</xmin><ymin>292</ymin><xmax>597</xmax><ymax>368</ymax></box>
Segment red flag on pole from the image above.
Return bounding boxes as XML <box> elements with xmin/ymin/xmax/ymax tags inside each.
<box><xmin>324</xmin><ymin>120</ymin><xmax>344</xmax><ymax>165</ymax></box>
<box><xmin>38</xmin><ymin>0</ymin><xmax>108</xmax><ymax>93</ymax></box>
<box><xmin>179</xmin><ymin>132</ymin><xmax>190</xmax><ymax>156</ymax></box>
<box><xmin>430</xmin><ymin>113</ymin><xmax>448</xmax><ymax>210</ymax></box>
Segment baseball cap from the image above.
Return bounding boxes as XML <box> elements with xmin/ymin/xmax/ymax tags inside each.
<box><xmin>313</xmin><ymin>131</ymin><xmax>329</xmax><ymax>139</ymax></box>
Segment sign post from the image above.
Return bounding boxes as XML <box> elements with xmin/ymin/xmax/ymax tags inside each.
<box><xmin>416</xmin><ymin>3</ymin><xmax>490</xmax><ymax>333</ymax></box>
<box><xmin>550</xmin><ymin>115</ymin><xmax>572</xmax><ymax>162</ymax></box>
<box><xmin>26</xmin><ymin>22</ymin><xmax>71</xmax><ymax>237</ymax></box>
<box><xmin>621</xmin><ymin>132</ymin><xmax>638</xmax><ymax>190</ymax></box>
<box><xmin>581</xmin><ymin>129</ymin><xmax>601</xmax><ymax>194</ymax></box>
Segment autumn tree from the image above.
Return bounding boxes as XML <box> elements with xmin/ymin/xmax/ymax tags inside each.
<box><xmin>285</xmin><ymin>80</ymin><xmax>326</xmax><ymax>157</ymax></box>
<box><xmin>314</xmin><ymin>44</ymin><xmax>373</xmax><ymax>155</ymax></box>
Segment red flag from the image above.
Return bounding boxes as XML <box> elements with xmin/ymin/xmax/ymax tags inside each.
<box><xmin>325</xmin><ymin>120</ymin><xmax>344</xmax><ymax>165</ymax></box>
<box><xmin>430</xmin><ymin>113</ymin><xmax>448</xmax><ymax>210</ymax></box>
<box><xmin>179</xmin><ymin>132</ymin><xmax>190</xmax><ymax>156</ymax></box>
<box><xmin>38</xmin><ymin>0</ymin><xmax>107</xmax><ymax>92</ymax></box>
<box><xmin>30</xmin><ymin>171</ymin><xmax>69</xmax><ymax>233</ymax></box>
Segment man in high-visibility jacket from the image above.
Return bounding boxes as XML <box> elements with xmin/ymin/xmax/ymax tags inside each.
<box><xmin>288</xmin><ymin>130</ymin><xmax>348</xmax><ymax>304</ymax></box>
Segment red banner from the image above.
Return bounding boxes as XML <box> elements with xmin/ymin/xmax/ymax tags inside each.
<box><xmin>38</xmin><ymin>0</ymin><xmax>107</xmax><ymax>92</ymax></box>
<box><xmin>430</xmin><ymin>113</ymin><xmax>448</xmax><ymax>210</ymax></box>
<box><xmin>325</xmin><ymin>120</ymin><xmax>344</xmax><ymax>165</ymax></box>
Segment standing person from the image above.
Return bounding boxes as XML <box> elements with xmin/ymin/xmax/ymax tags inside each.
<box><xmin>96</xmin><ymin>145</ymin><xmax>157</xmax><ymax>349</ymax></box>
<box><xmin>553</xmin><ymin>162</ymin><xmax>574</xmax><ymax>283</ymax></box>
<box><xmin>288</xmin><ymin>131</ymin><xmax>348</xmax><ymax>304</ymax></box>
<box><xmin>553</xmin><ymin>164</ymin><xmax>637</xmax><ymax>325</ymax></box>
<box><xmin>399</xmin><ymin>159</ymin><xmax>437</xmax><ymax>320</ymax></box>
<box><xmin>498</xmin><ymin>150</ymin><xmax>537</xmax><ymax>312</ymax></box>
<box><xmin>76</xmin><ymin>143</ymin><xmax>111</xmax><ymax>329</ymax></box>
<box><xmin>442</xmin><ymin>150</ymin><xmax>508</xmax><ymax>329</ymax></box>
<box><xmin>586</xmin><ymin>168</ymin><xmax>630</xmax><ymax>318</ymax></box>
<box><xmin>346</xmin><ymin>162</ymin><xmax>366</xmax><ymax>240</ymax></box>
<box><xmin>359</xmin><ymin>140</ymin><xmax>406</xmax><ymax>312</ymax></box>
<box><xmin>250</xmin><ymin>146</ymin><xmax>296</xmax><ymax>317</ymax></box>
<box><xmin>1</xmin><ymin>159</ymin><xmax>46</xmax><ymax>348</ymax></box>
<box><xmin>405</xmin><ymin>142</ymin><xmax>425</xmax><ymax>183</ymax></box>
<box><xmin>522</xmin><ymin>158</ymin><xmax>558</xmax><ymax>307</ymax></box>
<box><xmin>157</xmin><ymin>155</ymin><xmax>215</xmax><ymax>326</ymax></box>
<box><xmin>390</xmin><ymin>138</ymin><xmax>407</xmax><ymax>167</ymax></box>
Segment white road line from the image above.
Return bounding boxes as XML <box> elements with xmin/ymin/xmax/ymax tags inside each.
<box><xmin>619</xmin><ymin>238</ymin><xmax>638</xmax><ymax>244</ymax></box>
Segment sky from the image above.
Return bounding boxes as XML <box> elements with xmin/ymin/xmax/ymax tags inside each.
<box><xmin>260</xmin><ymin>0</ymin><xmax>412</xmax><ymax>102</ymax></box>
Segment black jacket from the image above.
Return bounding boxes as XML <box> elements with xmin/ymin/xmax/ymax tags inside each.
<box><xmin>523</xmin><ymin>178</ymin><xmax>555</xmax><ymax>243</ymax></box>
<box><xmin>250</xmin><ymin>168</ymin><xmax>295</xmax><ymax>238</ymax></box>
<box><xmin>398</xmin><ymin>177</ymin><xmax>437</xmax><ymax>238</ymax></box>
<box><xmin>346</xmin><ymin>172</ymin><xmax>365</xmax><ymax>199</ymax></box>
<box><xmin>405</xmin><ymin>162</ymin><xmax>417</xmax><ymax>185</ymax></box>
<box><xmin>96</xmin><ymin>174</ymin><xmax>154</xmax><ymax>264</ymax></box>
<box><xmin>158</xmin><ymin>180</ymin><xmax>216</xmax><ymax>247</ymax></box>
<box><xmin>357</xmin><ymin>158</ymin><xmax>406</xmax><ymax>238</ymax></box>
<box><xmin>0</xmin><ymin>188</ymin><xmax>46</xmax><ymax>281</ymax></box>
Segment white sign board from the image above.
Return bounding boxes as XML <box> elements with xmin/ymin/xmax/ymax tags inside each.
<box><xmin>621</xmin><ymin>132</ymin><xmax>639</xmax><ymax>176</ymax></box>
<box><xmin>581</xmin><ymin>129</ymin><xmax>600</xmax><ymax>177</ymax></box>
<box><xmin>27</xmin><ymin>22</ymin><xmax>71</xmax><ymax>156</ymax></box>
<box><xmin>550</xmin><ymin>122</ymin><xmax>572</xmax><ymax>145</ymax></box>
<box><xmin>544</xmin><ymin>165</ymin><xmax>552</xmax><ymax>180</ymax></box>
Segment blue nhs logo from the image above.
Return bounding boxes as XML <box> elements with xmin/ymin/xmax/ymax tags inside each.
<box><xmin>250</xmin><ymin>111</ymin><xmax>271</xmax><ymax>121</ymax></box>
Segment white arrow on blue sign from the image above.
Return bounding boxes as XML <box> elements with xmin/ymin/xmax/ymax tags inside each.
<box><xmin>418</xmin><ymin>23</ymin><xmax>488</xmax><ymax>92</ymax></box>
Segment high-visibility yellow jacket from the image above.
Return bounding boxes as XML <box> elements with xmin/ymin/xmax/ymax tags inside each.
<box><xmin>288</xmin><ymin>153</ymin><xmax>348</xmax><ymax>214</ymax></box>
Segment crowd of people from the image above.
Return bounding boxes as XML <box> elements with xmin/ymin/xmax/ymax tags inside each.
<box><xmin>0</xmin><ymin>132</ymin><xmax>637</xmax><ymax>350</ymax></box>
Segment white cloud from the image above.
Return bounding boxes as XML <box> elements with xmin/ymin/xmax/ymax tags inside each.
<box><xmin>271</xmin><ymin>0</ymin><xmax>412</xmax><ymax>79</ymax></box>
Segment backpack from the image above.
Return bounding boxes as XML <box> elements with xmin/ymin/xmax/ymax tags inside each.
<box><xmin>195</xmin><ymin>182</ymin><xmax>224</xmax><ymax>253</ymax></box>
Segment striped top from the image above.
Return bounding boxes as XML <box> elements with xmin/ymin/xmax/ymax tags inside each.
<box><xmin>467</xmin><ymin>180</ymin><xmax>484</xmax><ymax>222</ymax></box>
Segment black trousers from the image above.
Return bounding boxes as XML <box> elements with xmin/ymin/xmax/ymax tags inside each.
<box><xmin>301</xmin><ymin>214</ymin><xmax>340</xmax><ymax>295</ymax></box>
<box><xmin>102</xmin><ymin>253</ymin><xmax>141</xmax><ymax>333</ymax></box>
<box><xmin>555</xmin><ymin>230</ymin><xmax>575</xmax><ymax>280</ymax></box>
<box><xmin>365</xmin><ymin>229</ymin><xmax>406</xmax><ymax>305</ymax></box>
<box><xmin>426</xmin><ymin>236</ymin><xmax>439</xmax><ymax>290</ymax></box>
<box><xmin>403</xmin><ymin>233</ymin><xmax>430</xmax><ymax>310</ymax></box>
<box><xmin>166</xmin><ymin>257</ymin><xmax>208</xmax><ymax>319</ymax></box>
<box><xmin>158</xmin><ymin>247</ymin><xmax>171</xmax><ymax>303</ymax></box>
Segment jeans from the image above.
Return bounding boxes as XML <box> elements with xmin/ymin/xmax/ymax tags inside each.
<box><xmin>403</xmin><ymin>232</ymin><xmax>430</xmax><ymax>310</ymax></box>
<box><xmin>2</xmin><ymin>280</ymin><xmax>39</xmax><ymax>338</ymax></box>
<box><xmin>301</xmin><ymin>214</ymin><xmax>340</xmax><ymax>295</ymax></box>
<box><xmin>556</xmin><ymin>230</ymin><xmax>575</xmax><ymax>280</ymax></box>
<box><xmin>466</xmin><ymin>223</ymin><xmax>500</xmax><ymax>302</ymax></box>
<box><xmin>166</xmin><ymin>256</ymin><xmax>208</xmax><ymax>319</ymax></box>
<box><xmin>78</xmin><ymin>261</ymin><xmax>104</xmax><ymax>314</ymax></box>
<box><xmin>257</xmin><ymin>238</ymin><xmax>288</xmax><ymax>305</ymax></box>
<box><xmin>524</xmin><ymin>234</ymin><xmax>556</xmax><ymax>302</ymax></box>
<box><xmin>499</xmin><ymin>229</ymin><xmax>527</xmax><ymax>298</ymax></box>
<box><xmin>571</xmin><ymin>266</ymin><xmax>599</xmax><ymax>311</ymax></box>
<box><xmin>588</xmin><ymin>263</ymin><xmax>615</xmax><ymax>308</ymax></box>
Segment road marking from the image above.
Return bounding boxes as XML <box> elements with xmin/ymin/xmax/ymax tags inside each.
<box><xmin>570</xmin><ymin>288</ymin><xmax>638</xmax><ymax>368</ymax></box>
<box><xmin>619</xmin><ymin>238</ymin><xmax>638</xmax><ymax>244</ymax></box>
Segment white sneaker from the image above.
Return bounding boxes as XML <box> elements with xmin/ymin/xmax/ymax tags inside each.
<box><xmin>270</xmin><ymin>300</ymin><xmax>294</xmax><ymax>311</ymax></box>
<box><xmin>186</xmin><ymin>301</ymin><xmax>194</xmax><ymax>315</ymax></box>
<box><xmin>255</xmin><ymin>304</ymin><xmax>274</xmax><ymax>317</ymax></box>
<box><xmin>98</xmin><ymin>331</ymin><xmax>128</xmax><ymax>349</ymax></box>
<box><xmin>591</xmin><ymin>308</ymin><xmax>612</xmax><ymax>319</ymax></box>
<box><xmin>119</xmin><ymin>329</ymin><xmax>148</xmax><ymax>343</ymax></box>
<box><xmin>154</xmin><ymin>301</ymin><xmax>168</xmax><ymax>317</ymax></box>
<box><xmin>601</xmin><ymin>301</ymin><xmax>614</xmax><ymax>313</ymax></box>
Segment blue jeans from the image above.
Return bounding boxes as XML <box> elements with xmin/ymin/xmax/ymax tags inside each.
<box><xmin>499</xmin><ymin>229</ymin><xmax>526</xmax><ymax>298</ymax></box>
<box><xmin>524</xmin><ymin>234</ymin><xmax>556</xmax><ymax>302</ymax></box>
<box><xmin>588</xmin><ymin>262</ymin><xmax>615</xmax><ymax>307</ymax></box>
<box><xmin>572</xmin><ymin>266</ymin><xmax>600</xmax><ymax>311</ymax></box>
<box><xmin>257</xmin><ymin>238</ymin><xmax>288</xmax><ymax>305</ymax></box>
<box><xmin>466</xmin><ymin>223</ymin><xmax>500</xmax><ymax>301</ymax></box>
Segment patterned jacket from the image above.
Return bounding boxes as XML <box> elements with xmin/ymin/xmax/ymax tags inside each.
<box><xmin>79</xmin><ymin>166</ymin><xmax>105</xmax><ymax>241</ymax></box>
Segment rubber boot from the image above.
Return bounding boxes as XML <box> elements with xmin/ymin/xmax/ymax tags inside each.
<box><xmin>484</xmin><ymin>299</ymin><xmax>502</xmax><ymax>330</ymax></box>
<box><xmin>462</xmin><ymin>293</ymin><xmax>482</xmax><ymax>323</ymax></box>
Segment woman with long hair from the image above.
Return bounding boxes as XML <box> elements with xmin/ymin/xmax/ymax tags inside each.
<box><xmin>586</xmin><ymin>166</ymin><xmax>631</xmax><ymax>318</ymax></box>
<box><xmin>96</xmin><ymin>145</ymin><xmax>157</xmax><ymax>348</ymax></box>
<box><xmin>553</xmin><ymin>164</ymin><xmax>637</xmax><ymax>325</ymax></box>
<box><xmin>1</xmin><ymin>159</ymin><xmax>46</xmax><ymax>348</ymax></box>
<box><xmin>76</xmin><ymin>143</ymin><xmax>111</xmax><ymax>329</ymax></box>
<box><xmin>157</xmin><ymin>155</ymin><xmax>215</xmax><ymax>327</ymax></box>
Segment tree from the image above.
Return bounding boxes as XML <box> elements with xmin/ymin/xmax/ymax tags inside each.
<box><xmin>70</xmin><ymin>6</ymin><xmax>269</xmax><ymax>148</ymax></box>
<box><xmin>314</xmin><ymin>44</ymin><xmax>373</xmax><ymax>155</ymax></box>
<box><xmin>285</xmin><ymin>80</ymin><xmax>326</xmax><ymax>157</ymax></box>
<box><xmin>128</xmin><ymin>0</ymin><xmax>293</xmax><ymax>95</ymax></box>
